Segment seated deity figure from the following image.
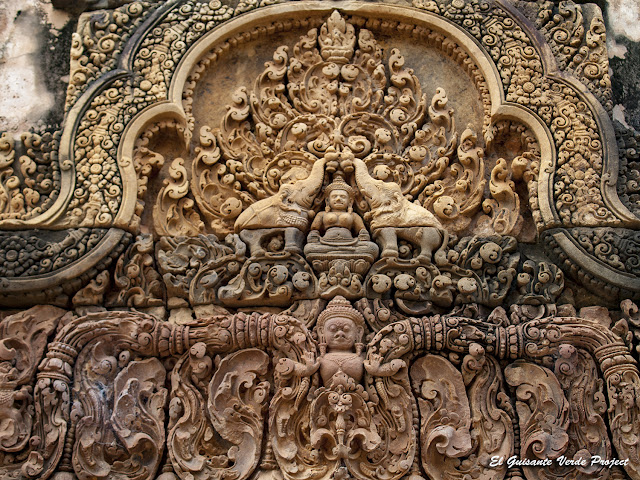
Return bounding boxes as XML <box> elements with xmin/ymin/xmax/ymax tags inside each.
<box><xmin>304</xmin><ymin>174</ymin><xmax>379</xmax><ymax>261</ymax></box>
<box><xmin>309</xmin><ymin>174</ymin><xmax>366</xmax><ymax>239</ymax></box>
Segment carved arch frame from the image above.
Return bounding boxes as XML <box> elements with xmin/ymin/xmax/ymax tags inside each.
<box><xmin>1</xmin><ymin>0</ymin><xmax>638</xmax><ymax>303</ymax></box>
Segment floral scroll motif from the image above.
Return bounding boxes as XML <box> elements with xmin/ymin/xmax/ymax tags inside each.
<box><xmin>185</xmin><ymin>10</ymin><xmax>533</xmax><ymax>241</ymax></box>
<box><xmin>168</xmin><ymin>347</ymin><xmax>270</xmax><ymax>480</ymax></box>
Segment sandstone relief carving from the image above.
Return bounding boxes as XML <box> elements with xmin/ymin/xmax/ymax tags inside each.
<box><xmin>179</xmin><ymin>9</ymin><xmax>522</xmax><ymax>244</ymax></box>
<box><xmin>0</xmin><ymin>300</ymin><xmax>638</xmax><ymax>479</ymax></box>
<box><xmin>0</xmin><ymin>0</ymin><xmax>638</xmax><ymax>304</ymax></box>
<box><xmin>139</xmin><ymin>11</ymin><xmax>565</xmax><ymax>314</ymax></box>
<box><xmin>1</xmin><ymin>2</ymin><xmax>640</xmax><ymax>480</ymax></box>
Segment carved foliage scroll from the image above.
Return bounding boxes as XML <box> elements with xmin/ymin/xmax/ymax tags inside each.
<box><xmin>553</xmin><ymin>344</ymin><xmax>611</xmax><ymax>479</ymax></box>
<box><xmin>0</xmin><ymin>307</ymin><xmax>66</xmax><ymax>456</ymax></box>
<box><xmin>0</xmin><ymin>132</ymin><xmax>61</xmax><ymax>222</ymax></box>
<box><xmin>168</xmin><ymin>346</ymin><xmax>269</xmax><ymax>480</ymax></box>
<box><xmin>356</xmin><ymin>362</ymin><xmax>414</xmax><ymax>480</ymax></box>
<box><xmin>154</xmin><ymin>158</ymin><xmax>205</xmax><ymax>237</ymax></box>
<box><xmin>411</xmin><ymin>344</ymin><xmax>513</xmax><ymax>480</ymax></box>
<box><xmin>73</xmin><ymin>353</ymin><xmax>167</xmax><ymax>480</ymax></box>
<box><xmin>106</xmin><ymin>234</ymin><xmax>165</xmax><ymax>308</ymax></box>
<box><xmin>411</xmin><ymin>355</ymin><xmax>473</xmax><ymax>477</ymax></box>
<box><xmin>156</xmin><ymin>234</ymin><xmax>246</xmax><ymax>308</ymax></box>
<box><xmin>505</xmin><ymin>361</ymin><xmax>570</xmax><ymax>479</ymax></box>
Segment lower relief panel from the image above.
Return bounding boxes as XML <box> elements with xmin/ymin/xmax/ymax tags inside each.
<box><xmin>0</xmin><ymin>301</ymin><xmax>638</xmax><ymax>480</ymax></box>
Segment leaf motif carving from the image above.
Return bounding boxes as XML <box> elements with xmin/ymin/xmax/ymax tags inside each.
<box><xmin>168</xmin><ymin>345</ymin><xmax>270</xmax><ymax>480</ymax></box>
<box><xmin>504</xmin><ymin>361</ymin><xmax>570</xmax><ymax>479</ymax></box>
<box><xmin>410</xmin><ymin>354</ymin><xmax>473</xmax><ymax>478</ymax></box>
<box><xmin>154</xmin><ymin>157</ymin><xmax>205</xmax><ymax>237</ymax></box>
<box><xmin>73</xmin><ymin>356</ymin><xmax>168</xmax><ymax>480</ymax></box>
<box><xmin>461</xmin><ymin>344</ymin><xmax>514</xmax><ymax>480</ymax></box>
<box><xmin>192</xmin><ymin>126</ymin><xmax>256</xmax><ymax>236</ymax></box>
<box><xmin>479</xmin><ymin>158</ymin><xmax>521</xmax><ymax>236</ymax></box>
<box><xmin>106</xmin><ymin>234</ymin><xmax>164</xmax><ymax>307</ymax></box>
<box><xmin>551</xmin><ymin>344</ymin><xmax>611</xmax><ymax>479</ymax></box>
<box><xmin>111</xmin><ymin>359</ymin><xmax>167</xmax><ymax>476</ymax></box>
<box><xmin>423</xmin><ymin>128</ymin><xmax>486</xmax><ymax>233</ymax></box>
<box><xmin>0</xmin><ymin>306</ymin><xmax>65</xmax><ymax>454</ymax></box>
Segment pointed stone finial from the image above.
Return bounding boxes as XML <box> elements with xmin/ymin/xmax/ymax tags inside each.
<box><xmin>319</xmin><ymin>11</ymin><xmax>356</xmax><ymax>63</ymax></box>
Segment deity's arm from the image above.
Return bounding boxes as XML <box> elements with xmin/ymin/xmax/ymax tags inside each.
<box><xmin>364</xmin><ymin>353</ymin><xmax>406</xmax><ymax>377</ymax></box>
<box><xmin>309</xmin><ymin>212</ymin><xmax>325</xmax><ymax>232</ymax></box>
<box><xmin>353</xmin><ymin>214</ymin><xmax>366</xmax><ymax>234</ymax></box>
<box><xmin>276</xmin><ymin>351</ymin><xmax>320</xmax><ymax>378</ymax></box>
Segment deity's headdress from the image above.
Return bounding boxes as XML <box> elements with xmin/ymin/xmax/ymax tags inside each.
<box><xmin>316</xmin><ymin>296</ymin><xmax>365</xmax><ymax>354</ymax></box>
<box><xmin>324</xmin><ymin>174</ymin><xmax>355</xmax><ymax>211</ymax></box>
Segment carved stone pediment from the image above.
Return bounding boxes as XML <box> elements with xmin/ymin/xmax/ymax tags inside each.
<box><xmin>1</xmin><ymin>1</ymin><xmax>640</xmax><ymax>480</ymax></box>
<box><xmin>136</xmin><ymin>10</ymin><xmax>564</xmax><ymax>313</ymax></box>
<box><xmin>165</xmin><ymin>10</ymin><xmax>501</xmax><ymax>239</ymax></box>
<box><xmin>0</xmin><ymin>0</ymin><xmax>637</xmax><ymax>305</ymax></box>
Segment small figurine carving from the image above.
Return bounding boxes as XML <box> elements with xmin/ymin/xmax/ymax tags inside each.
<box><xmin>304</xmin><ymin>174</ymin><xmax>379</xmax><ymax>299</ymax></box>
<box><xmin>308</xmin><ymin>174</ymin><xmax>367</xmax><ymax>240</ymax></box>
<box><xmin>354</xmin><ymin>157</ymin><xmax>445</xmax><ymax>263</ymax></box>
<box><xmin>316</xmin><ymin>295</ymin><xmax>367</xmax><ymax>387</ymax></box>
<box><xmin>280</xmin><ymin>296</ymin><xmax>404</xmax><ymax>387</ymax></box>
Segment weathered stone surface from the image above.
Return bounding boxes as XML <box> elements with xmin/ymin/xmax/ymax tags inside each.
<box><xmin>0</xmin><ymin>303</ymin><xmax>637</xmax><ymax>479</ymax></box>
<box><xmin>1</xmin><ymin>2</ymin><xmax>640</xmax><ymax>480</ymax></box>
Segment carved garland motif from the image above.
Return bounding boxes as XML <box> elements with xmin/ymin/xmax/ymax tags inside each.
<box><xmin>1</xmin><ymin>2</ymin><xmax>640</xmax><ymax>480</ymax></box>
<box><xmin>0</xmin><ymin>301</ymin><xmax>639</xmax><ymax>480</ymax></box>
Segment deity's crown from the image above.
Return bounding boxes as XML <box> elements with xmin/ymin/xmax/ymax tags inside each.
<box><xmin>318</xmin><ymin>295</ymin><xmax>365</xmax><ymax>330</ymax></box>
<box><xmin>325</xmin><ymin>174</ymin><xmax>355</xmax><ymax>200</ymax></box>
